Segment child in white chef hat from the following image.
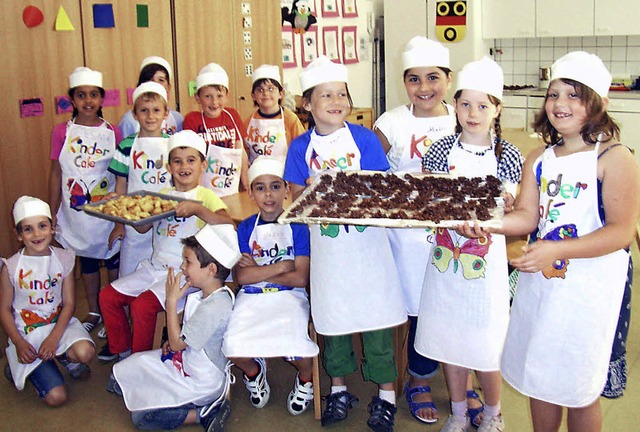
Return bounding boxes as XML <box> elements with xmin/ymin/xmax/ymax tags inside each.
<box><xmin>418</xmin><ymin>56</ymin><xmax>524</xmax><ymax>432</ymax></box>
<box><xmin>111</xmin><ymin>223</ymin><xmax>240</xmax><ymax>431</ymax></box>
<box><xmin>1</xmin><ymin>196</ymin><xmax>95</xmax><ymax>407</ymax></box>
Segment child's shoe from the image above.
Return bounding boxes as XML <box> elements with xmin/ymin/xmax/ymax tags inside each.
<box><xmin>320</xmin><ymin>390</ymin><xmax>359</xmax><ymax>427</ymax></box>
<box><xmin>98</xmin><ymin>344</ymin><xmax>117</xmax><ymax>361</ymax></box>
<box><xmin>4</xmin><ymin>363</ymin><xmax>13</xmax><ymax>383</ymax></box>
<box><xmin>242</xmin><ymin>358</ymin><xmax>270</xmax><ymax>408</ymax></box>
<box><xmin>97</xmin><ymin>326</ymin><xmax>108</xmax><ymax>339</ymax></box>
<box><xmin>477</xmin><ymin>414</ymin><xmax>505</xmax><ymax>432</ymax></box>
<box><xmin>200</xmin><ymin>400</ymin><xmax>232</xmax><ymax>432</ymax></box>
<box><xmin>367</xmin><ymin>396</ymin><xmax>397</xmax><ymax>432</ymax></box>
<box><xmin>441</xmin><ymin>414</ymin><xmax>470</xmax><ymax>432</ymax></box>
<box><xmin>56</xmin><ymin>355</ymin><xmax>91</xmax><ymax>379</ymax></box>
<box><xmin>81</xmin><ymin>312</ymin><xmax>102</xmax><ymax>332</ymax></box>
<box><xmin>287</xmin><ymin>372</ymin><xmax>314</xmax><ymax>415</ymax></box>
<box><xmin>106</xmin><ymin>372</ymin><xmax>123</xmax><ymax>395</ymax></box>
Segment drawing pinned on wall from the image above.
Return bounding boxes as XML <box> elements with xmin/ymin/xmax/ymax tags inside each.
<box><xmin>93</xmin><ymin>4</ymin><xmax>115</xmax><ymax>28</ymax></box>
<box><xmin>341</xmin><ymin>0</ymin><xmax>358</xmax><ymax>18</ymax></box>
<box><xmin>321</xmin><ymin>0</ymin><xmax>339</xmax><ymax>18</ymax></box>
<box><xmin>436</xmin><ymin>1</ymin><xmax>466</xmax><ymax>43</ymax></box>
<box><xmin>55</xmin><ymin>96</ymin><xmax>74</xmax><ymax>114</ymax></box>
<box><xmin>282</xmin><ymin>27</ymin><xmax>297</xmax><ymax>68</ymax></box>
<box><xmin>188</xmin><ymin>81</ymin><xmax>197</xmax><ymax>97</ymax></box>
<box><xmin>23</xmin><ymin>6</ymin><xmax>44</xmax><ymax>28</ymax></box>
<box><xmin>323</xmin><ymin>26</ymin><xmax>341</xmax><ymax>63</ymax></box>
<box><xmin>103</xmin><ymin>89</ymin><xmax>120</xmax><ymax>107</ymax></box>
<box><xmin>281</xmin><ymin>0</ymin><xmax>317</xmax><ymax>34</ymax></box>
<box><xmin>55</xmin><ymin>6</ymin><xmax>74</xmax><ymax>31</ymax></box>
<box><xmin>136</xmin><ymin>4</ymin><xmax>149</xmax><ymax>28</ymax></box>
<box><xmin>301</xmin><ymin>25</ymin><xmax>319</xmax><ymax>66</ymax></box>
<box><xmin>342</xmin><ymin>26</ymin><xmax>358</xmax><ymax>64</ymax></box>
<box><xmin>20</xmin><ymin>98</ymin><xmax>44</xmax><ymax>118</ymax></box>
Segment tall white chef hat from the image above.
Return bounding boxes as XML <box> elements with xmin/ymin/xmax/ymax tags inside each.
<box><xmin>132</xmin><ymin>81</ymin><xmax>168</xmax><ymax>104</ymax></box>
<box><xmin>252</xmin><ymin>64</ymin><xmax>281</xmax><ymax>86</ymax></box>
<box><xmin>13</xmin><ymin>196</ymin><xmax>52</xmax><ymax>226</ymax></box>
<box><xmin>196</xmin><ymin>63</ymin><xmax>229</xmax><ymax>91</ymax></box>
<box><xmin>194</xmin><ymin>224</ymin><xmax>241</xmax><ymax>269</ymax></box>
<box><xmin>167</xmin><ymin>129</ymin><xmax>207</xmax><ymax>158</ymax></box>
<box><xmin>140</xmin><ymin>56</ymin><xmax>172</xmax><ymax>80</ymax></box>
<box><xmin>456</xmin><ymin>56</ymin><xmax>504</xmax><ymax>101</ymax></box>
<box><xmin>299</xmin><ymin>55</ymin><xmax>348</xmax><ymax>93</ymax></box>
<box><xmin>249</xmin><ymin>156</ymin><xmax>285</xmax><ymax>184</ymax></box>
<box><xmin>69</xmin><ymin>67</ymin><xmax>103</xmax><ymax>89</ymax></box>
<box><xmin>551</xmin><ymin>51</ymin><xmax>612</xmax><ymax>98</ymax></box>
<box><xmin>402</xmin><ymin>36</ymin><xmax>450</xmax><ymax>71</ymax></box>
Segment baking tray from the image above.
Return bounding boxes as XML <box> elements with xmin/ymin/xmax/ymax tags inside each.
<box><xmin>82</xmin><ymin>190</ymin><xmax>196</xmax><ymax>227</ymax></box>
<box><xmin>278</xmin><ymin>171</ymin><xmax>504</xmax><ymax>229</ymax></box>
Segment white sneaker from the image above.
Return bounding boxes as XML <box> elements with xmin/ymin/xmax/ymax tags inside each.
<box><xmin>441</xmin><ymin>414</ymin><xmax>470</xmax><ymax>432</ymax></box>
<box><xmin>97</xmin><ymin>326</ymin><xmax>107</xmax><ymax>339</ymax></box>
<box><xmin>478</xmin><ymin>414</ymin><xmax>505</xmax><ymax>432</ymax></box>
<box><xmin>287</xmin><ymin>372</ymin><xmax>314</xmax><ymax>415</ymax></box>
<box><xmin>242</xmin><ymin>358</ymin><xmax>270</xmax><ymax>408</ymax></box>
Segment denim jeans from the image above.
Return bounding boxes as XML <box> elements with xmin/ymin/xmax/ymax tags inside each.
<box><xmin>28</xmin><ymin>360</ymin><xmax>65</xmax><ymax>398</ymax></box>
<box><xmin>407</xmin><ymin>316</ymin><xmax>440</xmax><ymax>379</ymax></box>
<box><xmin>131</xmin><ymin>403</ymin><xmax>198</xmax><ymax>430</ymax></box>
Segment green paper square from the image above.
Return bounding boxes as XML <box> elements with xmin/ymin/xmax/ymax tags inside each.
<box><xmin>188</xmin><ymin>80</ymin><xmax>197</xmax><ymax>97</ymax></box>
<box><xmin>136</xmin><ymin>4</ymin><xmax>149</xmax><ymax>27</ymax></box>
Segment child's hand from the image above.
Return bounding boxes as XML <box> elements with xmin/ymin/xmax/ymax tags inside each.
<box><xmin>161</xmin><ymin>340</ymin><xmax>171</xmax><ymax>356</ymax></box>
<box><xmin>165</xmin><ymin>268</ymin><xmax>190</xmax><ymax>304</ymax></box>
<box><xmin>174</xmin><ymin>201</ymin><xmax>200</xmax><ymax>218</ymax></box>
<box><xmin>236</xmin><ymin>253</ymin><xmax>258</xmax><ymax>268</ymax></box>
<box><xmin>503</xmin><ymin>192</ymin><xmax>515</xmax><ymax>213</ymax></box>
<box><xmin>15</xmin><ymin>339</ymin><xmax>37</xmax><ymax>364</ymax></box>
<box><xmin>37</xmin><ymin>335</ymin><xmax>58</xmax><ymax>361</ymax></box>
<box><xmin>454</xmin><ymin>221</ymin><xmax>491</xmax><ymax>238</ymax></box>
<box><xmin>510</xmin><ymin>240</ymin><xmax>559</xmax><ymax>273</ymax></box>
<box><xmin>109</xmin><ymin>224</ymin><xmax>125</xmax><ymax>248</ymax></box>
<box><xmin>105</xmin><ymin>192</ymin><xmax>119</xmax><ymax>200</ymax></box>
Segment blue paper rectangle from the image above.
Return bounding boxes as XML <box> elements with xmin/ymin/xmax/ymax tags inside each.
<box><xmin>93</xmin><ymin>4</ymin><xmax>115</xmax><ymax>28</ymax></box>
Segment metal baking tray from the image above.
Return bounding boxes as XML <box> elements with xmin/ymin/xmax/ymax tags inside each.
<box><xmin>278</xmin><ymin>171</ymin><xmax>504</xmax><ymax>229</ymax></box>
<box><xmin>81</xmin><ymin>190</ymin><xmax>196</xmax><ymax>227</ymax></box>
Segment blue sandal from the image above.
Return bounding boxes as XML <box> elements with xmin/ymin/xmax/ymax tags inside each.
<box><xmin>467</xmin><ymin>389</ymin><xmax>485</xmax><ymax>428</ymax></box>
<box><xmin>404</xmin><ymin>382</ymin><xmax>439</xmax><ymax>424</ymax></box>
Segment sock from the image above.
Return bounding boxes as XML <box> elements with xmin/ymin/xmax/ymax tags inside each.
<box><xmin>451</xmin><ymin>400</ymin><xmax>468</xmax><ymax>417</ymax></box>
<box><xmin>484</xmin><ymin>403</ymin><xmax>501</xmax><ymax>417</ymax></box>
<box><xmin>331</xmin><ymin>385</ymin><xmax>347</xmax><ymax>394</ymax></box>
<box><xmin>379</xmin><ymin>389</ymin><xmax>396</xmax><ymax>405</ymax></box>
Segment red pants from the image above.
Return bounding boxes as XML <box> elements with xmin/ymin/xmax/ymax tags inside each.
<box><xmin>99</xmin><ymin>284</ymin><xmax>163</xmax><ymax>354</ymax></box>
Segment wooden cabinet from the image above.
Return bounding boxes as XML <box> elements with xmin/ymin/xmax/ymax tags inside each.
<box><xmin>346</xmin><ymin>107</ymin><xmax>374</xmax><ymax>129</ymax></box>
<box><xmin>482</xmin><ymin>0</ymin><xmax>535</xmax><ymax>39</ymax></box>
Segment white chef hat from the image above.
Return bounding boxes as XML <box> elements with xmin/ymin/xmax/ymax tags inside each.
<box><xmin>299</xmin><ymin>56</ymin><xmax>348</xmax><ymax>93</ymax></box>
<box><xmin>69</xmin><ymin>67</ymin><xmax>103</xmax><ymax>89</ymax></box>
<box><xmin>249</xmin><ymin>156</ymin><xmax>285</xmax><ymax>184</ymax></box>
<box><xmin>140</xmin><ymin>56</ymin><xmax>172</xmax><ymax>80</ymax></box>
<box><xmin>551</xmin><ymin>51</ymin><xmax>612</xmax><ymax>98</ymax></box>
<box><xmin>252</xmin><ymin>64</ymin><xmax>281</xmax><ymax>86</ymax></box>
<box><xmin>132</xmin><ymin>81</ymin><xmax>168</xmax><ymax>105</ymax></box>
<box><xmin>194</xmin><ymin>224</ymin><xmax>241</xmax><ymax>269</ymax></box>
<box><xmin>167</xmin><ymin>130</ymin><xmax>207</xmax><ymax>158</ymax></box>
<box><xmin>456</xmin><ymin>56</ymin><xmax>504</xmax><ymax>101</ymax></box>
<box><xmin>196</xmin><ymin>63</ymin><xmax>229</xmax><ymax>91</ymax></box>
<box><xmin>13</xmin><ymin>196</ymin><xmax>52</xmax><ymax>226</ymax></box>
<box><xmin>402</xmin><ymin>36</ymin><xmax>450</xmax><ymax>71</ymax></box>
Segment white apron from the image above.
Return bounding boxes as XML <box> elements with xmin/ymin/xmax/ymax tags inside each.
<box><xmin>245</xmin><ymin>108</ymin><xmax>288</xmax><ymax>164</ymax></box>
<box><xmin>387</xmin><ymin>104</ymin><xmax>456</xmax><ymax>315</ymax></box>
<box><xmin>113</xmin><ymin>288</ymin><xmax>230</xmax><ymax>411</ymax></box>
<box><xmin>5</xmin><ymin>249</ymin><xmax>93</xmax><ymax>390</ymax></box>
<box><xmin>415</xmin><ymin>137</ymin><xmax>510</xmax><ymax>370</ymax></box>
<box><xmin>305</xmin><ymin>126</ymin><xmax>406</xmax><ymax>336</ymax></box>
<box><xmin>222</xmin><ymin>215</ymin><xmax>318</xmax><ymax>358</ymax></box>
<box><xmin>119</xmin><ymin>135</ymin><xmax>170</xmax><ymax>277</ymax></box>
<box><xmin>500</xmin><ymin>144</ymin><xmax>628</xmax><ymax>407</ymax></box>
<box><xmin>55</xmin><ymin>120</ymin><xmax>119</xmax><ymax>259</ymax></box>
<box><xmin>201</xmin><ymin>111</ymin><xmax>243</xmax><ymax>197</ymax></box>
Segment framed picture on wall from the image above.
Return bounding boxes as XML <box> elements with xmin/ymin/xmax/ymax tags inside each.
<box><xmin>282</xmin><ymin>27</ymin><xmax>297</xmax><ymax>68</ymax></box>
<box><xmin>342</xmin><ymin>26</ymin><xmax>358</xmax><ymax>64</ymax></box>
<box><xmin>322</xmin><ymin>0</ymin><xmax>339</xmax><ymax>17</ymax></box>
<box><xmin>301</xmin><ymin>25</ymin><xmax>319</xmax><ymax>66</ymax></box>
<box><xmin>342</xmin><ymin>0</ymin><xmax>358</xmax><ymax>18</ymax></box>
<box><xmin>323</xmin><ymin>26</ymin><xmax>341</xmax><ymax>63</ymax></box>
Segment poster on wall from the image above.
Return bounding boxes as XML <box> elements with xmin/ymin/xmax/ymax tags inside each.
<box><xmin>301</xmin><ymin>25</ymin><xmax>319</xmax><ymax>66</ymax></box>
<box><xmin>342</xmin><ymin>26</ymin><xmax>358</xmax><ymax>64</ymax></box>
<box><xmin>321</xmin><ymin>0</ymin><xmax>339</xmax><ymax>17</ymax></box>
<box><xmin>282</xmin><ymin>27</ymin><xmax>297</xmax><ymax>68</ymax></box>
<box><xmin>323</xmin><ymin>26</ymin><xmax>341</xmax><ymax>63</ymax></box>
<box><xmin>341</xmin><ymin>0</ymin><xmax>358</xmax><ymax>18</ymax></box>
<box><xmin>281</xmin><ymin>0</ymin><xmax>318</xmax><ymax>33</ymax></box>
<box><xmin>436</xmin><ymin>1</ymin><xmax>467</xmax><ymax>43</ymax></box>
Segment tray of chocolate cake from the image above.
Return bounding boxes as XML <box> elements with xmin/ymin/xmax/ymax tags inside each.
<box><xmin>278</xmin><ymin>171</ymin><xmax>505</xmax><ymax>229</ymax></box>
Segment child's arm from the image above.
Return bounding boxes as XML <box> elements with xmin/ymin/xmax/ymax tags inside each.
<box><xmin>108</xmin><ymin>176</ymin><xmax>128</xmax><ymax>247</ymax></box>
<box><xmin>48</xmin><ymin>160</ymin><xmax>63</xmax><ymax>226</ymax></box>
<box><xmin>164</xmin><ymin>268</ymin><xmax>189</xmax><ymax>352</ymax></box>
<box><xmin>37</xmin><ymin>271</ymin><xmax>76</xmax><ymax>361</ymax></box>
<box><xmin>234</xmin><ymin>255</ymin><xmax>309</xmax><ymax>288</ymax></box>
<box><xmin>174</xmin><ymin>201</ymin><xmax>234</xmax><ymax>225</ymax></box>
<box><xmin>0</xmin><ymin>266</ymin><xmax>37</xmax><ymax>364</ymax></box>
<box><xmin>374</xmin><ymin>129</ymin><xmax>392</xmax><ymax>155</ymax></box>
<box><xmin>238</xmin><ymin>139</ymin><xmax>250</xmax><ymax>191</ymax></box>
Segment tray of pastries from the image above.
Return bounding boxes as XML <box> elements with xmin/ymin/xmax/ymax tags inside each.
<box><xmin>82</xmin><ymin>190</ymin><xmax>188</xmax><ymax>227</ymax></box>
<box><xmin>278</xmin><ymin>171</ymin><xmax>505</xmax><ymax>228</ymax></box>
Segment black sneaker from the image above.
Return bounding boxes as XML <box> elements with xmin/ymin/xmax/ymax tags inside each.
<box><xmin>56</xmin><ymin>354</ymin><xmax>91</xmax><ymax>379</ymax></box>
<box><xmin>321</xmin><ymin>391</ymin><xmax>358</xmax><ymax>427</ymax></box>
<box><xmin>4</xmin><ymin>363</ymin><xmax>12</xmax><ymax>383</ymax></box>
<box><xmin>98</xmin><ymin>344</ymin><xmax>118</xmax><ymax>361</ymax></box>
<box><xmin>200</xmin><ymin>400</ymin><xmax>231</xmax><ymax>432</ymax></box>
<box><xmin>367</xmin><ymin>396</ymin><xmax>397</xmax><ymax>432</ymax></box>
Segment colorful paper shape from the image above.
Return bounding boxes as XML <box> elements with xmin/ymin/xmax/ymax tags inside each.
<box><xmin>55</xmin><ymin>5</ymin><xmax>75</xmax><ymax>31</ymax></box>
<box><xmin>20</xmin><ymin>98</ymin><xmax>44</xmax><ymax>118</ymax></box>
<box><xmin>23</xmin><ymin>6</ymin><xmax>44</xmax><ymax>28</ymax></box>
<box><xmin>126</xmin><ymin>88</ymin><xmax>135</xmax><ymax>105</ymax></box>
<box><xmin>93</xmin><ymin>4</ymin><xmax>115</xmax><ymax>28</ymax></box>
<box><xmin>55</xmin><ymin>96</ymin><xmax>74</xmax><ymax>114</ymax></box>
<box><xmin>436</xmin><ymin>1</ymin><xmax>467</xmax><ymax>43</ymax></box>
<box><xmin>136</xmin><ymin>4</ymin><xmax>149</xmax><ymax>27</ymax></box>
<box><xmin>188</xmin><ymin>80</ymin><xmax>197</xmax><ymax>97</ymax></box>
<box><xmin>103</xmin><ymin>89</ymin><xmax>121</xmax><ymax>107</ymax></box>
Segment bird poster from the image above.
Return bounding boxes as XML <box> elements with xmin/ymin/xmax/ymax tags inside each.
<box><xmin>281</xmin><ymin>0</ymin><xmax>318</xmax><ymax>34</ymax></box>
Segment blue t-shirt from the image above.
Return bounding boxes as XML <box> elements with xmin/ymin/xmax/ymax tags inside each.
<box><xmin>237</xmin><ymin>214</ymin><xmax>310</xmax><ymax>257</ymax></box>
<box><xmin>283</xmin><ymin>123</ymin><xmax>389</xmax><ymax>186</ymax></box>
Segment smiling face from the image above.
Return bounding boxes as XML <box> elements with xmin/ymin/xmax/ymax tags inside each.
<box><xmin>150</xmin><ymin>70</ymin><xmax>171</xmax><ymax>95</ymax></box>
<box><xmin>304</xmin><ymin>81</ymin><xmax>351</xmax><ymax>135</ymax></box>
<box><xmin>71</xmin><ymin>85</ymin><xmax>103</xmax><ymax>121</ymax></box>
<box><xmin>404</xmin><ymin>67</ymin><xmax>452</xmax><ymax>117</ymax></box>
<box><xmin>180</xmin><ymin>246</ymin><xmax>210</xmax><ymax>288</ymax></box>
<box><xmin>17</xmin><ymin>216</ymin><xmax>53</xmax><ymax>256</ymax></box>
<box><xmin>133</xmin><ymin>94</ymin><xmax>168</xmax><ymax>136</ymax></box>
<box><xmin>544</xmin><ymin>79</ymin><xmax>588</xmax><ymax>139</ymax></box>
<box><xmin>251</xmin><ymin>80</ymin><xmax>283</xmax><ymax>114</ymax></box>
<box><xmin>249</xmin><ymin>174</ymin><xmax>288</xmax><ymax>221</ymax></box>
<box><xmin>454</xmin><ymin>89</ymin><xmax>501</xmax><ymax>140</ymax></box>
<box><xmin>195</xmin><ymin>85</ymin><xmax>228</xmax><ymax>119</ymax></box>
<box><xmin>168</xmin><ymin>146</ymin><xmax>206</xmax><ymax>191</ymax></box>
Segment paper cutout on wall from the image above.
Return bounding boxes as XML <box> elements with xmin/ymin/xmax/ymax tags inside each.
<box><xmin>436</xmin><ymin>1</ymin><xmax>466</xmax><ymax>43</ymax></box>
<box><xmin>281</xmin><ymin>0</ymin><xmax>317</xmax><ymax>34</ymax></box>
<box><xmin>56</xmin><ymin>96</ymin><xmax>74</xmax><ymax>114</ymax></box>
<box><xmin>20</xmin><ymin>98</ymin><xmax>44</xmax><ymax>118</ymax></box>
<box><xmin>188</xmin><ymin>81</ymin><xmax>197</xmax><ymax>97</ymax></box>
<box><xmin>23</xmin><ymin>6</ymin><xmax>45</xmax><ymax>28</ymax></box>
<box><xmin>55</xmin><ymin>6</ymin><xmax>75</xmax><ymax>31</ymax></box>
<box><xmin>126</xmin><ymin>88</ymin><xmax>135</xmax><ymax>105</ymax></box>
<box><xmin>103</xmin><ymin>89</ymin><xmax>120</xmax><ymax>107</ymax></box>
<box><xmin>136</xmin><ymin>4</ymin><xmax>149</xmax><ymax>27</ymax></box>
<box><xmin>93</xmin><ymin>4</ymin><xmax>115</xmax><ymax>28</ymax></box>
